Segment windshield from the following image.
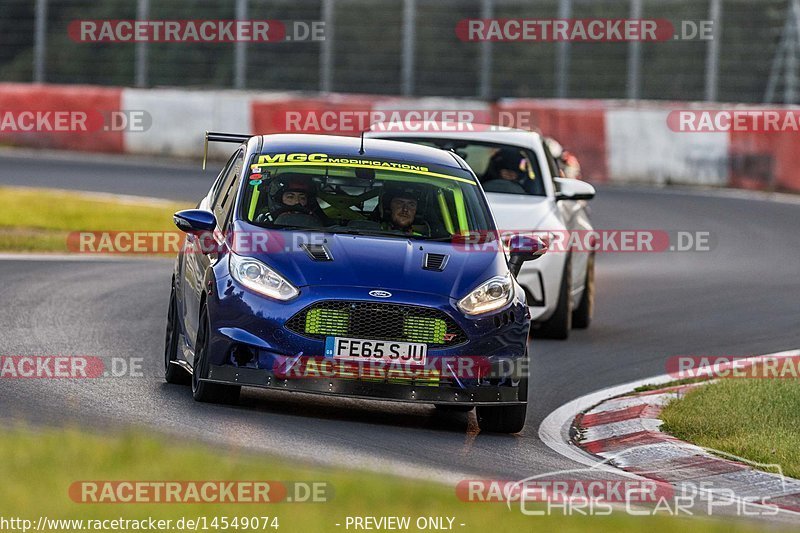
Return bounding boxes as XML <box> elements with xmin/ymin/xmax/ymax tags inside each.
<box><xmin>381</xmin><ymin>139</ymin><xmax>546</xmax><ymax>197</ymax></box>
<box><xmin>240</xmin><ymin>154</ymin><xmax>494</xmax><ymax>240</ymax></box>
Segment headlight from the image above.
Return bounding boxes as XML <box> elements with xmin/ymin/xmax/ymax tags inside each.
<box><xmin>229</xmin><ymin>253</ymin><xmax>299</xmax><ymax>300</ymax></box>
<box><xmin>457</xmin><ymin>273</ymin><xmax>514</xmax><ymax>315</ymax></box>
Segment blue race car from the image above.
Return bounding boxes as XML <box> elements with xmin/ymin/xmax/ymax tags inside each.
<box><xmin>164</xmin><ymin>133</ymin><xmax>545</xmax><ymax>433</ymax></box>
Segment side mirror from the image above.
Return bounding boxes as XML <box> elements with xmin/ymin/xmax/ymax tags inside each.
<box><xmin>554</xmin><ymin>177</ymin><xmax>595</xmax><ymax>201</ymax></box>
<box><xmin>173</xmin><ymin>209</ymin><xmax>216</xmax><ymax>234</ymax></box>
<box><xmin>507</xmin><ymin>235</ymin><xmax>547</xmax><ymax>277</ymax></box>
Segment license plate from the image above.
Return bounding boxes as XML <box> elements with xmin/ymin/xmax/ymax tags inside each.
<box><xmin>325</xmin><ymin>337</ymin><xmax>427</xmax><ymax>365</ymax></box>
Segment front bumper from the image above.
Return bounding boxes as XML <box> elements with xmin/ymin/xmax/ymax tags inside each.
<box><xmin>204</xmin><ymin>364</ymin><xmax>525</xmax><ymax>405</ymax></box>
<box><xmin>204</xmin><ymin>277</ymin><xmax>530</xmax><ymax>405</ymax></box>
<box><xmin>517</xmin><ymin>247</ymin><xmax>566</xmax><ymax>323</ymax></box>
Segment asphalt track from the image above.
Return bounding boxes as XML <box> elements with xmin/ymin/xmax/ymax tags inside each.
<box><xmin>1</xmin><ymin>151</ymin><xmax>799</xmax><ymax>519</ymax></box>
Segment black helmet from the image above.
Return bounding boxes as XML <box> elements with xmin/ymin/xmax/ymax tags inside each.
<box><xmin>381</xmin><ymin>183</ymin><xmax>423</xmax><ymax>206</ymax></box>
<box><xmin>268</xmin><ymin>173</ymin><xmax>316</xmax><ymax>216</ymax></box>
<box><xmin>487</xmin><ymin>147</ymin><xmax>525</xmax><ymax>180</ymax></box>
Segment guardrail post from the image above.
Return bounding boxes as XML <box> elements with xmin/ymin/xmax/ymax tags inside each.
<box><xmin>478</xmin><ymin>0</ymin><xmax>494</xmax><ymax>99</ymax></box>
<box><xmin>33</xmin><ymin>0</ymin><xmax>48</xmax><ymax>82</ymax></box>
<box><xmin>704</xmin><ymin>0</ymin><xmax>722</xmax><ymax>101</ymax></box>
<box><xmin>135</xmin><ymin>0</ymin><xmax>149</xmax><ymax>87</ymax></box>
<box><xmin>626</xmin><ymin>0</ymin><xmax>642</xmax><ymax>99</ymax></box>
<box><xmin>555</xmin><ymin>0</ymin><xmax>572</xmax><ymax>98</ymax></box>
<box><xmin>320</xmin><ymin>0</ymin><xmax>335</xmax><ymax>93</ymax></box>
<box><xmin>401</xmin><ymin>0</ymin><xmax>416</xmax><ymax>95</ymax></box>
<box><xmin>234</xmin><ymin>0</ymin><xmax>248</xmax><ymax>89</ymax></box>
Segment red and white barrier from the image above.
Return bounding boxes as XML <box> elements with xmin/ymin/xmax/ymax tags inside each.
<box><xmin>0</xmin><ymin>83</ymin><xmax>123</xmax><ymax>152</ymax></box>
<box><xmin>1</xmin><ymin>82</ymin><xmax>799</xmax><ymax>193</ymax></box>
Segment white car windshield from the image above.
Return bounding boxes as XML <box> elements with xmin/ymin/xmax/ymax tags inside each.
<box><xmin>377</xmin><ymin>139</ymin><xmax>546</xmax><ymax>196</ymax></box>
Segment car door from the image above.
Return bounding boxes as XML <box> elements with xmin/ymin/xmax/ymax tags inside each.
<box><xmin>543</xmin><ymin>143</ymin><xmax>589</xmax><ymax>300</ymax></box>
<box><xmin>182</xmin><ymin>149</ymin><xmax>244</xmax><ymax>355</ymax></box>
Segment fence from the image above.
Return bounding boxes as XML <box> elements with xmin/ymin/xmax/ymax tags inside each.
<box><xmin>0</xmin><ymin>0</ymin><xmax>797</xmax><ymax>103</ymax></box>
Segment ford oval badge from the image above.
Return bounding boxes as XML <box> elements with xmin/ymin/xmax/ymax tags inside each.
<box><xmin>369</xmin><ymin>290</ymin><xmax>392</xmax><ymax>298</ymax></box>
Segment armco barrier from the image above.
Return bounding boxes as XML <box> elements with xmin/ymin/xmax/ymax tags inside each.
<box><xmin>250</xmin><ymin>94</ymin><xmax>383</xmax><ymax>136</ymax></box>
<box><xmin>605</xmin><ymin>105</ymin><xmax>730</xmax><ymax>187</ymax></box>
<box><xmin>122</xmin><ymin>88</ymin><xmax>256</xmax><ymax>159</ymax></box>
<box><xmin>1</xmin><ymin>83</ymin><xmax>799</xmax><ymax>193</ymax></box>
<box><xmin>0</xmin><ymin>83</ymin><xmax>123</xmax><ymax>153</ymax></box>
<box><xmin>729</xmin><ymin>127</ymin><xmax>800</xmax><ymax>192</ymax></box>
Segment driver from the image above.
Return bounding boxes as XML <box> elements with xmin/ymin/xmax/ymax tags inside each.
<box><xmin>255</xmin><ymin>174</ymin><xmax>329</xmax><ymax>226</ymax></box>
<box><xmin>270</xmin><ymin>175</ymin><xmax>315</xmax><ymax>217</ymax></box>
<box><xmin>481</xmin><ymin>147</ymin><xmax>534</xmax><ymax>194</ymax></box>
<box><xmin>483</xmin><ymin>147</ymin><xmax>527</xmax><ymax>183</ymax></box>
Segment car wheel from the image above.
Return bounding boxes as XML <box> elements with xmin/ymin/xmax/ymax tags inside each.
<box><xmin>476</xmin><ymin>379</ymin><xmax>528</xmax><ymax>434</ymax></box>
<box><xmin>572</xmin><ymin>252</ymin><xmax>595</xmax><ymax>329</ymax></box>
<box><xmin>534</xmin><ymin>257</ymin><xmax>572</xmax><ymax>340</ymax></box>
<box><xmin>191</xmin><ymin>304</ymin><xmax>241</xmax><ymax>404</ymax></box>
<box><xmin>164</xmin><ymin>282</ymin><xmax>190</xmax><ymax>385</ymax></box>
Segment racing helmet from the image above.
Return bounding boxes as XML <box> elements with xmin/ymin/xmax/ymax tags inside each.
<box><xmin>486</xmin><ymin>147</ymin><xmax>526</xmax><ymax>181</ymax></box>
<box><xmin>267</xmin><ymin>173</ymin><xmax>316</xmax><ymax>216</ymax></box>
<box><xmin>380</xmin><ymin>183</ymin><xmax>425</xmax><ymax>219</ymax></box>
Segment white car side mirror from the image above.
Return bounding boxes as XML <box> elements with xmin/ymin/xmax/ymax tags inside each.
<box><xmin>554</xmin><ymin>177</ymin><xmax>595</xmax><ymax>201</ymax></box>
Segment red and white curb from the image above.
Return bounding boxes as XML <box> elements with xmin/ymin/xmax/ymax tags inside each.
<box><xmin>539</xmin><ymin>349</ymin><xmax>800</xmax><ymax>514</ymax></box>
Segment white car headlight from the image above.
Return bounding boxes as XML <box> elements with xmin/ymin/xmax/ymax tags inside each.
<box><xmin>457</xmin><ymin>273</ymin><xmax>514</xmax><ymax>316</ymax></box>
<box><xmin>229</xmin><ymin>253</ymin><xmax>299</xmax><ymax>300</ymax></box>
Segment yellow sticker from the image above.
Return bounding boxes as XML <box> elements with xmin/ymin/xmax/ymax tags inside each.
<box><xmin>255</xmin><ymin>153</ymin><xmax>475</xmax><ymax>185</ymax></box>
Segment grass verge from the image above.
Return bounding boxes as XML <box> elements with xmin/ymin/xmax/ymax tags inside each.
<box><xmin>0</xmin><ymin>186</ymin><xmax>189</xmax><ymax>252</ymax></box>
<box><xmin>632</xmin><ymin>377</ymin><xmax>709</xmax><ymax>393</ymax></box>
<box><xmin>661</xmin><ymin>378</ymin><xmax>800</xmax><ymax>479</ymax></box>
<box><xmin>0</xmin><ymin>426</ymin><xmax>765</xmax><ymax>532</ymax></box>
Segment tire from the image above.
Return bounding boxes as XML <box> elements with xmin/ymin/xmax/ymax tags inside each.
<box><xmin>476</xmin><ymin>379</ymin><xmax>528</xmax><ymax>434</ymax></box>
<box><xmin>433</xmin><ymin>404</ymin><xmax>474</xmax><ymax>413</ymax></box>
<box><xmin>476</xmin><ymin>404</ymin><xmax>527</xmax><ymax>433</ymax></box>
<box><xmin>164</xmin><ymin>283</ymin><xmax>190</xmax><ymax>385</ymax></box>
<box><xmin>534</xmin><ymin>257</ymin><xmax>572</xmax><ymax>340</ymax></box>
<box><xmin>572</xmin><ymin>253</ymin><xmax>595</xmax><ymax>329</ymax></box>
<box><xmin>191</xmin><ymin>305</ymin><xmax>241</xmax><ymax>404</ymax></box>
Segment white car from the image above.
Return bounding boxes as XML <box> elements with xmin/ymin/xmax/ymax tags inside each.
<box><xmin>368</xmin><ymin>126</ymin><xmax>596</xmax><ymax>339</ymax></box>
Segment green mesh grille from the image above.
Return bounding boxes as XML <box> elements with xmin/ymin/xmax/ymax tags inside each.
<box><xmin>403</xmin><ymin>317</ymin><xmax>447</xmax><ymax>344</ymax></box>
<box><xmin>286</xmin><ymin>301</ymin><xmax>468</xmax><ymax>346</ymax></box>
<box><xmin>305</xmin><ymin>308</ymin><xmax>349</xmax><ymax>336</ymax></box>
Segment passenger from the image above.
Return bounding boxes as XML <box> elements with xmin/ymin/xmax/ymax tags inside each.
<box><xmin>381</xmin><ymin>186</ymin><xmax>422</xmax><ymax>235</ymax></box>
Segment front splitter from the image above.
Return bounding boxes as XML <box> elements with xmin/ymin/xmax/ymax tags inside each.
<box><xmin>205</xmin><ymin>364</ymin><xmax>525</xmax><ymax>406</ymax></box>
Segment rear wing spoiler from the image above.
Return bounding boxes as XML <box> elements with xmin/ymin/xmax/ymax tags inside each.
<box><xmin>203</xmin><ymin>131</ymin><xmax>252</xmax><ymax>170</ymax></box>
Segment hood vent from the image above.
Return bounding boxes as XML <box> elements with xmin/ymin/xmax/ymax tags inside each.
<box><xmin>423</xmin><ymin>253</ymin><xmax>449</xmax><ymax>271</ymax></box>
<box><xmin>301</xmin><ymin>243</ymin><xmax>333</xmax><ymax>261</ymax></box>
